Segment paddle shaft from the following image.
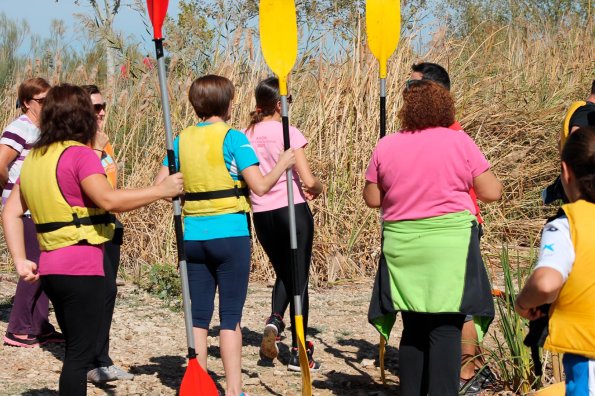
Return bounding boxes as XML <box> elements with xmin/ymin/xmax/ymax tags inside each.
<box><xmin>380</xmin><ymin>78</ymin><xmax>387</xmax><ymax>138</ymax></box>
<box><xmin>154</xmin><ymin>38</ymin><xmax>196</xmax><ymax>357</ymax></box>
<box><xmin>280</xmin><ymin>96</ymin><xmax>304</xmax><ymax>316</ymax></box>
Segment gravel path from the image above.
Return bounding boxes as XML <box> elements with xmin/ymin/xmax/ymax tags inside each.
<box><xmin>0</xmin><ymin>275</ymin><xmax>401</xmax><ymax>395</ymax></box>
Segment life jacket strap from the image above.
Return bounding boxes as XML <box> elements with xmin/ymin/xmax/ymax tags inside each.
<box><xmin>185</xmin><ymin>186</ymin><xmax>249</xmax><ymax>201</ymax></box>
<box><xmin>35</xmin><ymin>213</ymin><xmax>116</xmax><ymax>234</ymax></box>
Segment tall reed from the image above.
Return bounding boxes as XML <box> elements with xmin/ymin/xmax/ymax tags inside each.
<box><xmin>0</xmin><ymin>19</ymin><xmax>592</xmax><ymax>287</ymax></box>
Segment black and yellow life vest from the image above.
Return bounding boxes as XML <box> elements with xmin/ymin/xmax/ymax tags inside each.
<box><xmin>561</xmin><ymin>101</ymin><xmax>587</xmax><ymax>149</ymax></box>
<box><xmin>545</xmin><ymin>199</ymin><xmax>595</xmax><ymax>359</ymax></box>
<box><xmin>179</xmin><ymin>122</ymin><xmax>251</xmax><ymax>216</ymax></box>
<box><xmin>19</xmin><ymin>141</ymin><xmax>115</xmax><ymax>251</ymax></box>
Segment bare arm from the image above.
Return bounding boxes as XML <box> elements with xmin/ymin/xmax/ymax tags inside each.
<box><xmin>82</xmin><ymin>172</ymin><xmax>183</xmax><ymax>213</ymax></box>
<box><xmin>363</xmin><ymin>181</ymin><xmax>383</xmax><ymax>208</ymax></box>
<box><xmin>2</xmin><ymin>185</ymin><xmax>38</xmax><ymax>282</ymax></box>
<box><xmin>515</xmin><ymin>267</ymin><xmax>564</xmax><ymax>320</ymax></box>
<box><xmin>473</xmin><ymin>170</ymin><xmax>502</xmax><ymax>203</ymax></box>
<box><xmin>92</xmin><ymin>132</ymin><xmax>109</xmax><ymax>158</ymax></box>
<box><xmin>0</xmin><ymin>145</ymin><xmax>19</xmax><ymax>188</ymax></box>
<box><xmin>294</xmin><ymin>148</ymin><xmax>323</xmax><ymax>199</ymax></box>
<box><xmin>154</xmin><ymin>165</ymin><xmax>170</xmax><ymax>185</ymax></box>
<box><xmin>242</xmin><ymin>149</ymin><xmax>295</xmax><ymax>197</ymax></box>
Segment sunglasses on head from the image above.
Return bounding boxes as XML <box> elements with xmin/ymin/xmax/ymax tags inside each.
<box><xmin>405</xmin><ymin>79</ymin><xmax>422</xmax><ymax>90</ymax></box>
<box><xmin>93</xmin><ymin>102</ymin><xmax>107</xmax><ymax>113</ymax></box>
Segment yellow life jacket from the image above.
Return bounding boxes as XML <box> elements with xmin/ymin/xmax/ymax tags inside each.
<box><xmin>19</xmin><ymin>141</ymin><xmax>115</xmax><ymax>251</ymax></box>
<box><xmin>179</xmin><ymin>122</ymin><xmax>251</xmax><ymax>216</ymax></box>
<box><xmin>544</xmin><ymin>200</ymin><xmax>595</xmax><ymax>359</ymax></box>
<box><xmin>561</xmin><ymin>101</ymin><xmax>587</xmax><ymax>149</ymax></box>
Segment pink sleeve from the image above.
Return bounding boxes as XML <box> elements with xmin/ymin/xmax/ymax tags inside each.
<box><xmin>365</xmin><ymin>146</ymin><xmax>380</xmax><ymax>183</ymax></box>
<box><xmin>69</xmin><ymin>146</ymin><xmax>106</xmax><ymax>182</ymax></box>
<box><xmin>290</xmin><ymin>126</ymin><xmax>308</xmax><ymax>149</ymax></box>
<box><xmin>462</xmin><ymin>134</ymin><xmax>490</xmax><ymax>177</ymax></box>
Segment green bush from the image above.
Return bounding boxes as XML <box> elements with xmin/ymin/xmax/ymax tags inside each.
<box><xmin>145</xmin><ymin>263</ymin><xmax>182</xmax><ymax>308</ymax></box>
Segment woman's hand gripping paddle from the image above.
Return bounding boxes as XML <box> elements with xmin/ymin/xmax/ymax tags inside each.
<box><xmin>366</xmin><ymin>0</ymin><xmax>400</xmax><ymax>138</ymax></box>
<box><xmin>260</xmin><ymin>1</ymin><xmax>312</xmax><ymax>395</ymax></box>
<box><xmin>366</xmin><ymin>0</ymin><xmax>401</xmax><ymax>385</ymax></box>
<box><xmin>146</xmin><ymin>1</ymin><xmax>218</xmax><ymax>395</ymax></box>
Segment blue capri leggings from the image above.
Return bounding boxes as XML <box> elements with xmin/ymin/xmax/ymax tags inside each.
<box><xmin>185</xmin><ymin>237</ymin><xmax>251</xmax><ymax>330</ymax></box>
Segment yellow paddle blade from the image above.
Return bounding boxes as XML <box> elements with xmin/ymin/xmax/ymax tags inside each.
<box><xmin>534</xmin><ymin>382</ymin><xmax>565</xmax><ymax>395</ymax></box>
<box><xmin>295</xmin><ymin>315</ymin><xmax>312</xmax><ymax>396</ymax></box>
<box><xmin>379</xmin><ymin>335</ymin><xmax>386</xmax><ymax>384</ymax></box>
<box><xmin>259</xmin><ymin>0</ymin><xmax>298</xmax><ymax>96</ymax></box>
<box><xmin>366</xmin><ymin>0</ymin><xmax>401</xmax><ymax>78</ymax></box>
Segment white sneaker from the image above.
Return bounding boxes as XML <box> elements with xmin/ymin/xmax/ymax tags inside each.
<box><xmin>106</xmin><ymin>365</ymin><xmax>134</xmax><ymax>380</ymax></box>
<box><xmin>87</xmin><ymin>367</ymin><xmax>114</xmax><ymax>383</ymax></box>
<box><xmin>87</xmin><ymin>365</ymin><xmax>133</xmax><ymax>383</ymax></box>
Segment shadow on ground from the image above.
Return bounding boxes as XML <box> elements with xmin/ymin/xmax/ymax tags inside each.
<box><xmin>315</xmin><ymin>336</ymin><xmax>400</xmax><ymax>395</ymax></box>
<box><xmin>20</xmin><ymin>389</ymin><xmax>59</xmax><ymax>396</ymax></box>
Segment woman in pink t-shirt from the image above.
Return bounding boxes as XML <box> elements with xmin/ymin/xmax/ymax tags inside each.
<box><xmin>2</xmin><ymin>84</ymin><xmax>183</xmax><ymax>396</ymax></box>
<box><xmin>244</xmin><ymin>77</ymin><xmax>323</xmax><ymax>371</ymax></box>
<box><xmin>364</xmin><ymin>80</ymin><xmax>502</xmax><ymax>396</ymax></box>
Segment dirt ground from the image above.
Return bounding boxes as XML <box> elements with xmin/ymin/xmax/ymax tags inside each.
<box><xmin>0</xmin><ymin>273</ymin><xmax>510</xmax><ymax>396</ymax></box>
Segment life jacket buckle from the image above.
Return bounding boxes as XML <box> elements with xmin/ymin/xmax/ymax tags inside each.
<box><xmin>72</xmin><ymin>213</ymin><xmax>81</xmax><ymax>228</ymax></box>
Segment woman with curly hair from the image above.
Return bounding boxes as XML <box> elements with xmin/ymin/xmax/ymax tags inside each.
<box><xmin>364</xmin><ymin>80</ymin><xmax>502</xmax><ymax>395</ymax></box>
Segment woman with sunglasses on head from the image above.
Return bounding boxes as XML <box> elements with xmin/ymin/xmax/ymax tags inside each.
<box><xmin>2</xmin><ymin>84</ymin><xmax>183</xmax><ymax>396</ymax></box>
<box><xmin>364</xmin><ymin>80</ymin><xmax>502</xmax><ymax>396</ymax></box>
<box><xmin>0</xmin><ymin>77</ymin><xmax>64</xmax><ymax>348</ymax></box>
<box><xmin>244</xmin><ymin>77</ymin><xmax>323</xmax><ymax>371</ymax></box>
<box><xmin>81</xmin><ymin>85</ymin><xmax>133</xmax><ymax>383</ymax></box>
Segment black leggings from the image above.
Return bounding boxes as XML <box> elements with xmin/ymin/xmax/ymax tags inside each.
<box><xmin>42</xmin><ymin>275</ymin><xmax>105</xmax><ymax>396</ymax></box>
<box><xmin>93</xmin><ymin>236</ymin><xmax>120</xmax><ymax>368</ymax></box>
<box><xmin>253</xmin><ymin>203</ymin><xmax>314</xmax><ymax>348</ymax></box>
<box><xmin>399</xmin><ymin>312</ymin><xmax>465</xmax><ymax>396</ymax></box>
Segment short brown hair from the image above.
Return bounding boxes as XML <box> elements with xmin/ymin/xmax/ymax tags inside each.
<box><xmin>18</xmin><ymin>77</ymin><xmax>51</xmax><ymax>114</ymax></box>
<box><xmin>35</xmin><ymin>84</ymin><xmax>97</xmax><ymax>151</ymax></box>
<box><xmin>398</xmin><ymin>80</ymin><xmax>455</xmax><ymax>131</ymax></box>
<box><xmin>188</xmin><ymin>75</ymin><xmax>234</xmax><ymax>119</ymax></box>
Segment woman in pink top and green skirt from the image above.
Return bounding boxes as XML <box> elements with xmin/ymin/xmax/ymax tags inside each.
<box><xmin>364</xmin><ymin>80</ymin><xmax>502</xmax><ymax>396</ymax></box>
<box><xmin>244</xmin><ymin>77</ymin><xmax>323</xmax><ymax>371</ymax></box>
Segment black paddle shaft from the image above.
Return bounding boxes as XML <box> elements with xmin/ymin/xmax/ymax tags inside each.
<box><xmin>380</xmin><ymin>96</ymin><xmax>386</xmax><ymax>138</ymax></box>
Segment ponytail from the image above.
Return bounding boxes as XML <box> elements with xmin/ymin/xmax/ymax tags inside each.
<box><xmin>246</xmin><ymin>77</ymin><xmax>280</xmax><ymax>135</ymax></box>
<box><xmin>561</xmin><ymin>126</ymin><xmax>595</xmax><ymax>203</ymax></box>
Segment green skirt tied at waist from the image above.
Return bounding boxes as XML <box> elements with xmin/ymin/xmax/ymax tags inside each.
<box><xmin>368</xmin><ymin>211</ymin><xmax>494</xmax><ymax>340</ymax></box>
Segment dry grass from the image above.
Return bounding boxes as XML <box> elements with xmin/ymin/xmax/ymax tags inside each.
<box><xmin>0</xmin><ymin>20</ymin><xmax>593</xmax><ymax>287</ymax></box>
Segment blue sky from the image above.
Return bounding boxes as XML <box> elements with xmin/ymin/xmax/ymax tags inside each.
<box><xmin>0</xmin><ymin>0</ymin><xmax>180</xmax><ymax>52</ymax></box>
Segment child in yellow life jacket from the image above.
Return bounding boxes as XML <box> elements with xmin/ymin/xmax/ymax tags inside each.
<box><xmin>153</xmin><ymin>75</ymin><xmax>295</xmax><ymax>396</ymax></box>
<box><xmin>516</xmin><ymin>126</ymin><xmax>595</xmax><ymax>396</ymax></box>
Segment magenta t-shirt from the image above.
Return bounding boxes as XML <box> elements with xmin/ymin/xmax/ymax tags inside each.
<box><xmin>37</xmin><ymin>146</ymin><xmax>106</xmax><ymax>276</ymax></box>
<box><xmin>365</xmin><ymin>127</ymin><xmax>490</xmax><ymax>221</ymax></box>
<box><xmin>244</xmin><ymin>120</ymin><xmax>307</xmax><ymax>212</ymax></box>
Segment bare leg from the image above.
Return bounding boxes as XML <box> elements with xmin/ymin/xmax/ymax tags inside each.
<box><xmin>461</xmin><ymin>320</ymin><xmax>478</xmax><ymax>379</ymax></box>
<box><xmin>220</xmin><ymin>324</ymin><xmax>243</xmax><ymax>396</ymax></box>
<box><xmin>193</xmin><ymin>327</ymin><xmax>208</xmax><ymax>370</ymax></box>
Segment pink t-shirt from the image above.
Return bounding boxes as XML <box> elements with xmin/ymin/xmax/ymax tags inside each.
<box><xmin>365</xmin><ymin>127</ymin><xmax>490</xmax><ymax>221</ymax></box>
<box><xmin>38</xmin><ymin>146</ymin><xmax>106</xmax><ymax>276</ymax></box>
<box><xmin>244</xmin><ymin>120</ymin><xmax>307</xmax><ymax>212</ymax></box>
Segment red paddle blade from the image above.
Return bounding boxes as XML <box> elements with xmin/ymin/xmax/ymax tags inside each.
<box><xmin>146</xmin><ymin>0</ymin><xmax>169</xmax><ymax>39</ymax></box>
<box><xmin>179</xmin><ymin>357</ymin><xmax>218</xmax><ymax>396</ymax></box>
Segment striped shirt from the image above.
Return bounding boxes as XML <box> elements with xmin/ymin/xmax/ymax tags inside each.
<box><xmin>1</xmin><ymin>115</ymin><xmax>40</xmax><ymax>202</ymax></box>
